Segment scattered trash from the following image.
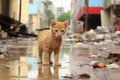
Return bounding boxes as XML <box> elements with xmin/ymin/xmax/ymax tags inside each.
<box><xmin>72</xmin><ymin>33</ymin><xmax>83</xmax><ymax>40</ymax></box>
<box><xmin>102</xmin><ymin>27</ymin><xmax>110</xmax><ymax>33</ymax></box>
<box><xmin>5</xmin><ymin>65</ymin><xmax>12</xmax><ymax>69</ymax></box>
<box><xmin>108</xmin><ymin>53</ymin><xmax>120</xmax><ymax>59</ymax></box>
<box><xmin>89</xmin><ymin>61</ymin><xmax>98</xmax><ymax>66</ymax></box>
<box><xmin>0</xmin><ymin>52</ymin><xmax>5</xmax><ymax>59</ymax></box>
<box><xmin>62</xmin><ymin>76</ymin><xmax>73</xmax><ymax>79</ymax></box>
<box><xmin>115</xmin><ymin>31</ymin><xmax>120</xmax><ymax>35</ymax></box>
<box><xmin>89</xmin><ymin>55</ymin><xmax>98</xmax><ymax>58</ymax></box>
<box><xmin>90</xmin><ymin>62</ymin><xmax>106</xmax><ymax>69</ymax></box>
<box><xmin>106</xmin><ymin>63</ymin><xmax>120</xmax><ymax>69</ymax></box>
<box><xmin>62</xmin><ymin>73</ymin><xmax>91</xmax><ymax>80</ymax></box>
<box><xmin>74</xmin><ymin>42</ymin><xmax>84</xmax><ymax>48</ymax></box>
<box><xmin>86</xmin><ymin>29</ymin><xmax>97</xmax><ymax>41</ymax></box>
<box><xmin>115</xmin><ymin>39</ymin><xmax>120</xmax><ymax>45</ymax></box>
<box><xmin>97</xmin><ymin>63</ymin><xmax>106</xmax><ymax>68</ymax></box>
<box><xmin>104</xmin><ymin>34</ymin><xmax>111</xmax><ymax>40</ymax></box>
<box><xmin>0</xmin><ymin>54</ymin><xmax>4</xmax><ymax>59</ymax></box>
<box><xmin>96</xmin><ymin>26</ymin><xmax>110</xmax><ymax>33</ymax></box>
<box><xmin>79</xmin><ymin>73</ymin><xmax>91</xmax><ymax>79</ymax></box>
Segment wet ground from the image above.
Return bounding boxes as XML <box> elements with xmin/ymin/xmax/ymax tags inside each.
<box><xmin>0</xmin><ymin>38</ymin><xmax>120</xmax><ymax>80</ymax></box>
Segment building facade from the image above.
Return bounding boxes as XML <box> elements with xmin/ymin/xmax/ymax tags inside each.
<box><xmin>0</xmin><ymin>0</ymin><xmax>29</xmax><ymax>24</ymax></box>
<box><xmin>0</xmin><ymin>0</ymin><xmax>29</xmax><ymax>36</ymax></box>
<box><xmin>70</xmin><ymin>0</ymin><xmax>79</xmax><ymax>33</ymax></box>
<box><xmin>102</xmin><ymin>0</ymin><xmax>120</xmax><ymax>31</ymax></box>
<box><xmin>53</xmin><ymin>7</ymin><xmax>64</xmax><ymax>20</ymax></box>
<box><xmin>71</xmin><ymin>0</ymin><xmax>104</xmax><ymax>33</ymax></box>
<box><xmin>29</xmin><ymin>0</ymin><xmax>40</xmax><ymax>33</ymax></box>
<box><xmin>29</xmin><ymin>0</ymin><xmax>48</xmax><ymax>33</ymax></box>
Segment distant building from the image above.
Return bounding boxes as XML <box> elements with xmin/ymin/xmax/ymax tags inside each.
<box><xmin>54</xmin><ymin>7</ymin><xmax>65</xmax><ymax>20</ymax></box>
<box><xmin>0</xmin><ymin>0</ymin><xmax>29</xmax><ymax>25</ymax></box>
<box><xmin>28</xmin><ymin>0</ymin><xmax>48</xmax><ymax>33</ymax></box>
<box><xmin>102</xmin><ymin>0</ymin><xmax>120</xmax><ymax>30</ymax></box>
<box><xmin>71</xmin><ymin>0</ymin><xmax>104</xmax><ymax>32</ymax></box>
<box><xmin>0</xmin><ymin>0</ymin><xmax>29</xmax><ymax>36</ymax></box>
<box><xmin>48</xmin><ymin>4</ymin><xmax>55</xmax><ymax>14</ymax></box>
<box><xmin>70</xmin><ymin>0</ymin><xmax>78</xmax><ymax>33</ymax></box>
<box><xmin>47</xmin><ymin>3</ymin><xmax>65</xmax><ymax>21</ymax></box>
<box><xmin>77</xmin><ymin>0</ymin><xmax>104</xmax><ymax>30</ymax></box>
<box><xmin>28</xmin><ymin>0</ymin><xmax>41</xmax><ymax>33</ymax></box>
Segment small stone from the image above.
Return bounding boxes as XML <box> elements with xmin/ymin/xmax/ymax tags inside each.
<box><xmin>79</xmin><ymin>73</ymin><xmax>91</xmax><ymax>79</ymax></box>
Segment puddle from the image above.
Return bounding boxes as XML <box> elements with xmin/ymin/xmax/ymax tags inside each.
<box><xmin>1</xmin><ymin>38</ymin><xmax>120</xmax><ymax>80</ymax></box>
<box><xmin>0</xmin><ymin>38</ymin><xmax>72</xmax><ymax>80</ymax></box>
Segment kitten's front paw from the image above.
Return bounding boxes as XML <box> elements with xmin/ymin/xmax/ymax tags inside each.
<box><xmin>54</xmin><ymin>63</ymin><xmax>61</xmax><ymax>66</ymax></box>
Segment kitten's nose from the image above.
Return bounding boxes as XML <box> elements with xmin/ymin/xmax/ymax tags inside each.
<box><xmin>58</xmin><ymin>33</ymin><xmax>62</xmax><ymax>37</ymax></box>
<box><xmin>58</xmin><ymin>34</ymin><xmax>61</xmax><ymax>37</ymax></box>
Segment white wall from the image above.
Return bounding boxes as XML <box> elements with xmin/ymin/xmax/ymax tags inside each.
<box><xmin>101</xmin><ymin>10</ymin><xmax>111</xmax><ymax>28</ymax></box>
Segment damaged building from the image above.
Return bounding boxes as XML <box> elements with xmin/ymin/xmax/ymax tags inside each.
<box><xmin>0</xmin><ymin>0</ymin><xmax>29</xmax><ymax>37</ymax></box>
<box><xmin>71</xmin><ymin>0</ymin><xmax>120</xmax><ymax>33</ymax></box>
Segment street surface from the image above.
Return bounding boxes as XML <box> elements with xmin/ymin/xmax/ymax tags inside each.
<box><xmin>0</xmin><ymin>38</ymin><xmax>120</xmax><ymax>80</ymax></box>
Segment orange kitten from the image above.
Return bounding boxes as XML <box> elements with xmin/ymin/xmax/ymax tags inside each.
<box><xmin>38</xmin><ymin>19</ymin><xmax>68</xmax><ymax>66</ymax></box>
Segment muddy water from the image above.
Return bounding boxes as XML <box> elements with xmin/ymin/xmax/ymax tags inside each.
<box><xmin>0</xmin><ymin>38</ymin><xmax>72</xmax><ymax>80</ymax></box>
<box><xmin>1</xmin><ymin>38</ymin><xmax>120</xmax><ymax>80</ymax></box>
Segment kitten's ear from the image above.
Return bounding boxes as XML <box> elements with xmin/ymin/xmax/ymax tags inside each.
<box><xmin>51</xmin><ymin>19</ymin><xmax>56</xmax><ymax>26</ymax></box>
<box><xmin>64</xmin><ymin>20</ymin><xmax>69</xmax><ymax>27</ymax></box>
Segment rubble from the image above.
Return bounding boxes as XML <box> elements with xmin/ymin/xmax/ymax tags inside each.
<box><xmin>79</xmin><ymin>73</ymin><xmax>91</xmax><ymax>79</ymax></box>
<box><xmin>0</xmin><ymin>54</ymin><xmax>5</xmax><ymax>59</ymax></box>
<box><xmin>106</xmin><ymin>63</ymin><xmax>120</xmax><ymax>69</ymax></box>
<box><xmin>97</xmin><ymin>63</ymin><xmax>106</xmax><ymax>68</ymax></box>
<box><xmin>115</xmin><ymin>38</ymin><xmax>120</xmax><ymax>45</ymax></box>
<box><xmin>70</xmin><ymin>27</ymin><xmax>120</xmax><ymax>71</ymax></box>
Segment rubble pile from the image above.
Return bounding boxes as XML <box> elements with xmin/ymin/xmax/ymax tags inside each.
<box><xmin>70</xmin><ymin>27</ymin><xmax>120</xmax><ymax>70</ymax></box>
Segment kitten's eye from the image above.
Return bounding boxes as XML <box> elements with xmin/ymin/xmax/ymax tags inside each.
<box><xmin>55</xmin><ymin>29</ymin><xmax>58</xmax><ymax>32</ymax></box>
<box><xmin>61</xmin><ymin>30</ymin><xmax>64</xmax><ymax>32</ymax></box>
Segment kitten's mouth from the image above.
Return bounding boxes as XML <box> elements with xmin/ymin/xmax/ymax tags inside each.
<box><xmin>55</xmin><ymin>35</ymin><xmax>62</xmax><ymax>39</ymax></box>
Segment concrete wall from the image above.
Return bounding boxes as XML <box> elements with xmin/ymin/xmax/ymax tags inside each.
<box><xmin>21</xmin><ymin>0</ymin><xmax>29</xmax><ymax>24</ymax></box>
<box><xmin>32</xmin><ymin>15</ymin><xmax>38</xmax><ymax>32</ymax></box>
<box><xmin>101</xmin><ymin>10</ymin><xmax>111</xmax><ymax>28</ymax></box>
<box><xmin>9</xmin><ymin>0</ymin><xmax>19</xmax><ymax>20</ymax></box>
<box><xmin>105</xmin><ymin>0</ymin><xmax>120</xmax><ymax>8</ymax></box>
<box><xmin>70</xmin><ymin>0</ymin><xmax>79</xmax><ymax>33</ymax></box>
<box><xmin>9</xmin><ymin>0</ymin><xmax>29</xmax><ymax>24</ymax></box>
<box><xmin>103</xmin><ymin>0</ymin><xmax>120</xmax><ymax>29</ymax></box>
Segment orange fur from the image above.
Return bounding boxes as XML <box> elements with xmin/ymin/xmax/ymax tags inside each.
<box><xmin>38</xmin><ymin>20</ymin><xmax>68</xmax><ymax>66</ymax></box>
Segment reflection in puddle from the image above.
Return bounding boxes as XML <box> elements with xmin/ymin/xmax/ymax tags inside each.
<box><xmin>0</xmin><ymin>38</ymin><xmax>37</xmax><ymax>80</ymax></box>
<box><xmin>38</xmin><ymin>65</ymin><xmax>59</xmax><ymax>80</ymax></box>
<box><xmin>0</xmin><ymin>38</ymin><xmax>71</xmax><ymax>80</ymax></box>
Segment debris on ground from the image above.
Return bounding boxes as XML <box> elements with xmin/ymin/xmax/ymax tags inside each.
<box><xmin>74</xmin><ymin>42</ymin><xmax>84</xmax><ymax>48</ymax></box>
<box><xmin>62</xmin><ymin>73</ymin><xmax>91</xmax><ymax>80</ymax></box>
<box><xmin>89</xmin><ymin>61</ymin><xmax>98</xmax><ymax>66</ymax></box>
<box><xmin>0</xmin><ymin>54</ymin><xmax>5</xmax><ymax>59</ymax></box>
<box><xmin>106</xmin><ymin>63</ymin><xmax>120</xmax><ymax>69</ymax></box>
<box><xmin>89</xmin><ymin>55</ymin><xmax>98</xmax><ymax>58</ymax></box>
<box><xmin>115</xmin><ymin>38</ymin><xmax>120</xmax><ymax>45</ymax></box>
<box><xmin>62</xmin><ymin>75</ymin><xmax>73</xmax><ymax>79</ymax></box>
<box><xmin>97</xmin><ymin>63</ymin><xmax>106</xmax><ymax>68</ymax></box>
<box><xmin>84</xmin><ymin>29</ymin><xmax>97</xmax><ymax>41</ymax></box>
<box><xmin>0</xmin><ymin>51</ymin><xmax>5</xmax><ymax>59</ymax></box>
<box><xmin>79</xmin><ymin>73</ymin><xmax>91</xmax><ymax>79</ymax></box>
